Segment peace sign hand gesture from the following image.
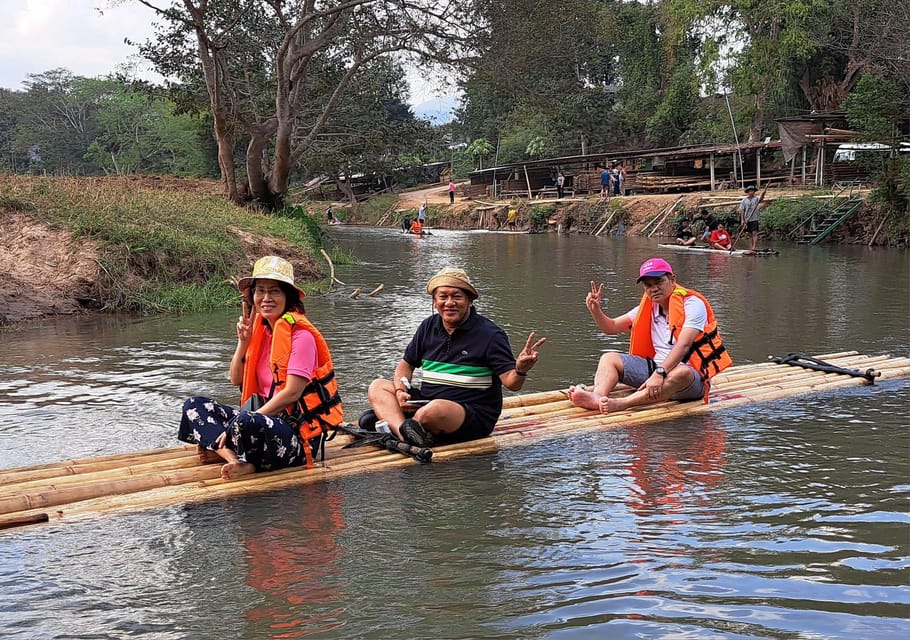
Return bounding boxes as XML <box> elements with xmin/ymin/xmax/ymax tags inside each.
<box><xmin>585</xmin><ymin>281</ymin><xmax>605</xmax><ymax>313</ymax></box>
<box><xmin>515</xmin><ymin>331</ymin><xmax>547</xmax><ymax>375</ymax></box>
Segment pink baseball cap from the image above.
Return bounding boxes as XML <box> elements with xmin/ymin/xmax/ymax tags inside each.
<box><xmin>637</xmin><ymin>257</ymin><xmax>674</xmax><ymax>282</ymax></box>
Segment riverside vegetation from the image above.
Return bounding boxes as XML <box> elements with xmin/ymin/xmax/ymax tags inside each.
<box><xmin>1</xmin><ymin>174</ymin><xmax>906</xmax><ymax>326</ymax></box>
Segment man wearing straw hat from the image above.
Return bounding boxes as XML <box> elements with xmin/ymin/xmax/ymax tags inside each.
<box><xmin>568</xmin><ymin>257</ymin><xmax>732</xmax><ymax>413</ymax></box>
<box><xmin>365</xmin><ymin>267</ymin><xmax>546</xmax><ymax>448</ymax></box>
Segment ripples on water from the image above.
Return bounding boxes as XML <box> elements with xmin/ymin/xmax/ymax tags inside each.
<box><xmin>1</xmin><ymin>231</ymin><xmax>908</xmax><ymax>638</ymax></box>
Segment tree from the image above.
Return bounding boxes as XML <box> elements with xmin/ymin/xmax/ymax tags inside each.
<box><xmin>0</xmin><ymin>89</ymin><xmax>26</xmax><ymax>172</ymax></box>
<box><xmin>12</xmin><ymin>69</ymin><xmax>105</xmax><ymax>174</ymax></box>
<box><xmin>136</xmin><ymin>0</ymin><xmax>477</xmax><ymax>209</ymax></box>
<box><xmin>457</xmin><ymin>0</ymin><xmax>618</xmax><ymax>156</ymax></box>
<box><xmin>84</xmin><ymin>81</ymin><xmax>215</xmax><ymax>176</ymax></box>
<box><xmin>466</xmin><ymin>137</ymin><xmax>493</xmax><ymax>169</ymax></box>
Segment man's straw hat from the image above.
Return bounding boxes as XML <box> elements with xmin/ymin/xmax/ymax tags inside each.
<box><xmin>426</xmin><ymin>267</ymin><xmax>478</xmax><ymax>300</ymax></box>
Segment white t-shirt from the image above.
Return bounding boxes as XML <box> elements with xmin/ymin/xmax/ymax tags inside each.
<box><xmin>624</xmin><ymin>296</ymin><xmax>708</xmax><ymax>364</ymax></box>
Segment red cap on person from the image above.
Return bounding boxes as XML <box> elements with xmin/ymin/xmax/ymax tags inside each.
<box><xmin>636</xmin><ymin>258</ymin><xmax>674</xmax><ymax>282</ymax></box>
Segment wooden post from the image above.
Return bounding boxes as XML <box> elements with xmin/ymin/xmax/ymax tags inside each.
<box><xmin>523</xmin><ymin>165</ymin><xmax>533</xmax><ymax>199</ymax></box>
<box><xmin>820</xmin><ymin>144</ymin><xmax>826</xmax><ymax>186</ymax></box>
<box><xmin>756</xmin><ymin>149</ymin><xmax>762</xmax><ymax>187</ymax></box>
<box><xmin>709</xmin><ymin>153</ymin><xmax>716</xmax><ymax>191</ymax></box>
<box><xmin>802</xmin><ymin>145</ymin><xmax>807</xmax><ymax>185</ymax></box>
<box><xmin>868</xmin><ymin>213</ymin><xmax>890</xmax><ymax>247</ymax></box>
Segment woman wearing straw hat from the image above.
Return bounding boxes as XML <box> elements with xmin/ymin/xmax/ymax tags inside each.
<box><xmin>177</xmin><ymin>256</ymin><xmax>343</xmax><ymax>480</ymax></box>
<box><xmin>364</xmin><ymin>267</ymin><xmax>546</xmax><ymax>448</ymax></box>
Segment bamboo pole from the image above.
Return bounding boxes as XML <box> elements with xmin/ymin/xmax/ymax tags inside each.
<box><xmin>1</xmin><ymin>355</ymin><xmax>907</xmax><ymax>531</ymax></box>
<box><xmin>868</xmin><ymin>213</ymin><xmax>890</xmax><ymax>248</ymax></box>
<box><xmin>0</xmin><ymin>352</ymin><xmax>882</xmax><ymax>492</ymax></box>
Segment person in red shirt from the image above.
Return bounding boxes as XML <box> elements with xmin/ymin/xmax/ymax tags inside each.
<box><xmin>709</xmin><ymin>223</ymin><xmax>733</xmax><ymax>250</ymax></box>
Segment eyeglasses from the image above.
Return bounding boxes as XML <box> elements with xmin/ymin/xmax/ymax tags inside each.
<box><xmin>253</xmin><ymin>286</ymin><xmax>285</xmax><ymax>297</ymax></box>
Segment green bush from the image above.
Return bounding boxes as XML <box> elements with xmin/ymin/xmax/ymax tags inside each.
<box><xmin>527</xmin><ymin>204</ymin><xmax>555</xmax><ymax>232</ymax></box>
<box><xmin>761</xmin><ymin>197</ymin><xmax>824</xmax><ymax>237</ymax></box>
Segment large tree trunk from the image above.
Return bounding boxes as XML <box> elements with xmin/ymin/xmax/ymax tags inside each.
<box><xmin>186</xmin><ymin>0</ymin><xmax>239</xmax><ymax>203</ymax></box>
<box><xmin>213</xmin><ymin>115</ymin><xmax>239</xmax><ymax>203</ymax></box>
<box><xmin>246</xmin><ymin>120</ymin><xmax>281</xmax><ymax>209</ymax></box>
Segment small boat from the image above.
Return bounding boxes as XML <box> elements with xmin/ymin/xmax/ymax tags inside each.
<box><xmin>657</xmin><ymin>243</ymin><xmax>779</xmax><ymax>257</ymax></box>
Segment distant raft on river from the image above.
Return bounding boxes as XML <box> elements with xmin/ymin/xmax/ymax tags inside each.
<box><xmin>1</xmin><ymin>351</ymin><xmax>907</xmax><ymax>533</ymax></box>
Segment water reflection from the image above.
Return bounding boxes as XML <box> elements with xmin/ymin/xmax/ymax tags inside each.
<box><xmin>623</xmin><ymin>419</ymin><xmax>727</xmax><ymax>521</ymax></box>
<box><xmin>236</xmin><ymin>487</ymin><xmax>347</xmax><ymax>638</ymax></box>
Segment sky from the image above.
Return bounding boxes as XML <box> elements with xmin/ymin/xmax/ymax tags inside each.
<box><xmin>1</xmin><ymin>1</ymin><xmax>163</xmax><ymax>90</ymax></box>
<box><xmin>0</xmin><ymin>0</ymin><xmax>456</xmax><ymax>118</ymax></box>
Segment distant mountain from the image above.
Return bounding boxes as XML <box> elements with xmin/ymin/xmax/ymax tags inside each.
<box><xmin>412</xmin><ymin>95</ymin><xmax>458</xmax><ymax>125</ymax></box>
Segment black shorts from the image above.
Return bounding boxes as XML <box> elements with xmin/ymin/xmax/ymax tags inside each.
<box><xmin>746</xmin><ymin>220</ymin><xmax>759</xmax><ymax>232</ymax></box>
<box><xmin>436</xmin><ymin>403</ymin><xmax>497</xmax><ymax>444</ymax></box>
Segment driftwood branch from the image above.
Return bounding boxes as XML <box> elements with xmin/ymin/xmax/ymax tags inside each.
<box><xmin>320</xmin><ymin>249</ymin><xmax>345</xmax><ymax>289</ymax></box>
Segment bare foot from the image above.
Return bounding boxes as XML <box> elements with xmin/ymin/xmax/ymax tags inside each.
<box><xmin>221</xmin><ymin>461</ymin><xmax>256</xmax><ymax>480</ymax></box>
<box><xmin>567</xmin><ymin>385</ymin><xmax>602</xmax><ymax>411</ymax></box>
<box><xmin>196</xmin><ymin>445</ymin><xmax>222</xmax><ymax>464</ymax></box>
<box><xmin>599</xmin><ymin>395</ymin><xmax>630</xmax><ymax>414</ymax></box>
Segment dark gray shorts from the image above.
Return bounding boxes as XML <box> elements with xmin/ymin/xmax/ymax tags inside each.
<box><xmin>746</xmin><ymin>220</ymin><xmax>760</xmax><ymax>232</ymax></box>
<box><xmin>619</xmin><ymin>354</ymin><xmax>705</xmax><ymax>401</ymax></box>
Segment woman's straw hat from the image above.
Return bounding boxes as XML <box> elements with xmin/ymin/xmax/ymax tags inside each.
<box><xmin>237</xmin><ymin>256</ymin><xmax>306</xmax><ymax>298</ymax></box>
<box><xmin>426</xmin><ymin>267</ymin><xmax>478</xmax><ymax>300</ymax></box>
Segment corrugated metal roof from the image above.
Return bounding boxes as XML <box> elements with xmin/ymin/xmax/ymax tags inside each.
<box><xmin>468</xmin><ymin>141</ymin><xmax>781</xmax><ymax>178</ymax></box>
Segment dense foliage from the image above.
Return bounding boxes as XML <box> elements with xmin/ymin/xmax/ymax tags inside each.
<box><xmin>1</xmin><ymin>0</ymin><xmax>906</xmax><ymax>220</ymax></box>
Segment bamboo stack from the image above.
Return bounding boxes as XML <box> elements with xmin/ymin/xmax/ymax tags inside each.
<box><xmin>1</xmin><ymin>352</ymin><xmax>907</xmax><ymax>532</ymax></box>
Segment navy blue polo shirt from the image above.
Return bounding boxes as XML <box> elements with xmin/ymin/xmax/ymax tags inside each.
<box><xmin>403</xmin><ymin>307</ymin><xmax>516</xmax><ymax>425</ymax></box>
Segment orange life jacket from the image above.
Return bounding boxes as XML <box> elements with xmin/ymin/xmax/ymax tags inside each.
<box><xmin>410</xmin><ymin>220</ymin><xmax>423</xmax><ymax>234</ymax></box>
<box><xmin>241</xmin><ymin>311</ymin><xmax>344</xmax><ymax>465</ymax></box>
<box><xmin>628</xmin><ymin>285</ymin><xmax>732</xmax><ymax>401</ymax></box>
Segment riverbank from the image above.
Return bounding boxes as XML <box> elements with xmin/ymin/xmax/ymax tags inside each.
<box><xmin>0</xmin><ymin>175</ymin><xmax>326</xmax><ymax>325</ymax></box>
<box><xmin>0</xmin><ymin>175</ymin><xmax>904</xmax><ymax>325</ymax></box>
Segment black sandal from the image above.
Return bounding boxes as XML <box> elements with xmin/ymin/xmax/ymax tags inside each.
<box><xmin>398</xmin><ymin>418</ymin><xmax>433</xmax><ymax>447</ymax></box>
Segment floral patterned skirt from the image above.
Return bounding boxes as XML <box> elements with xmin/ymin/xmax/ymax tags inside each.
<box><xmin>177</xmin><ymin>396</ymin><xmax>305</xmax><ymax>471</ymax></box>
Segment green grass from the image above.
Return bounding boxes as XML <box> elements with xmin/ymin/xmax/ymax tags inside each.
<box><xmin>0</xmin><ymin>175</ymin><xmax>337</xmax><ymax>314</ymax></box>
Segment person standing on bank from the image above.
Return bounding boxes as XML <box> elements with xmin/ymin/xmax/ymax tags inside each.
<box><xmin>366</xmin><ymin>267</ymin><xmax>546</xmax><ymax>447</ymax></box>
<box><xmin>556</xmin><ymin>171</ymin><xmax>566</xmax><ymax>199</ymax></box>
<box><xmin>600</xmin><ymin>166</ymin><xmax>612</xmax><ymax>198</ymax></box>
<box><xmin>177</xmin><ymin>256</ymin><xmax>344</xmax><ymax>480</ymax></box>
<box><xmin>567</xmin><ymin>258</ymin><xmax>732</xmax><ymax>413</ymax></box>
<box><xmin>448</xmin><ymin>180</ymin><xmax>456</xmax><ymax>204</ymax></box>
<box><xmin>738</xmin><ymin>185</ymin><xmax>766</xmax><ymax>251</ymax></box>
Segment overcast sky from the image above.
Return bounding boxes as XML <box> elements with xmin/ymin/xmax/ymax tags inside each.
<box><xmin>0</xmin><ymin>0</ymin><xmax>447</xmax><ymax>107</ymax></box>
<box><xmin>1</xmin><ymin>1</ymin><xmax>164</xmax><ymax>90</ymax></box>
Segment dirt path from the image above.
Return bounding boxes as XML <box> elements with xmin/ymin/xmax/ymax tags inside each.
<box><xmin>397</xmin><ymin>182</ymin><xmax>461</xmax><ymax>207</ymax></box>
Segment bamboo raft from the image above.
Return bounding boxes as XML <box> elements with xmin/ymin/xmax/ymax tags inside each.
<box><xmin>656</xmin><ymin>243</ymin><xmax>779</xmax><ymax>257</ymax></box>
<box><xmin>2</xmin><ymin>351</ymin><xmax>908</xmax><ymax>533</ymax></box>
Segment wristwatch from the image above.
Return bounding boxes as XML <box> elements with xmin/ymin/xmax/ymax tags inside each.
<box><xmin>654</xmin><ymin>366</ymin><xmax>668</xmax><ymax>378</ymax></box>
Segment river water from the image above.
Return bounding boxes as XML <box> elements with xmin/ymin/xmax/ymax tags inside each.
<box><xmin>1</xmin><ymin>228</ymin><xmax>908</xmax><ymax>639</ymax></box>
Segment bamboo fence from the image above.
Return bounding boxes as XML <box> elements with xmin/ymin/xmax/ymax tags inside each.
<box><xmin>1</xmin><ymin>351</ymin><xmax>907</xmax><ymax>533</ymax></box>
